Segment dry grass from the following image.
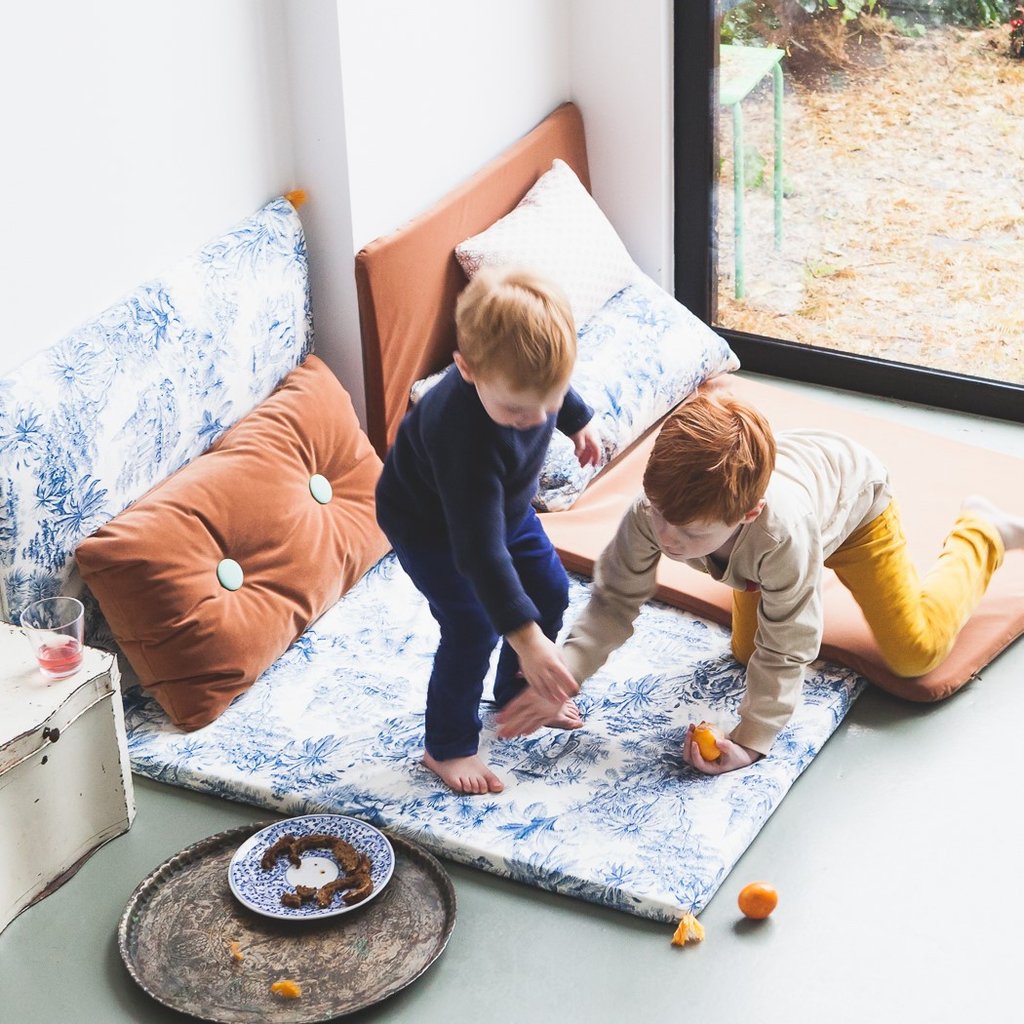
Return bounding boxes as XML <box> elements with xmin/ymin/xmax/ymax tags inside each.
<box><xmin>715</xmin><ymin>25</ymin><xmax>1024</xmax><ymax>385</ymax></box>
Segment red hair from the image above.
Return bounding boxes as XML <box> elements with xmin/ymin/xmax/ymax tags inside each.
<box><xmin>642</xmin><ymin>394</ymin><xmax>776</xmax><ymax>525</ymax></box>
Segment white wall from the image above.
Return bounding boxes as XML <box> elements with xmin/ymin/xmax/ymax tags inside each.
<box><xmin>0</xmin><ymin>0</ymin><xmax>295</xmax><ymax>376</ymax></box>
<box><xmin>569</xmin><ymin>0</ymin><xmax>674</xmax><ymax>288</ymax></box>
<box><xmin>281</xmin><ymin>0</ymin><xmax>363</xmax><ymax>418</ymax></box>
<box><xmin>2</xmin><ymin>0</ymin><xmax>674</xmax><ymax>426</ymax></box>
<box><xmin>337</xmin><ymin>0</ymin><xmax>572</xmax><ymax>252</ymax></box>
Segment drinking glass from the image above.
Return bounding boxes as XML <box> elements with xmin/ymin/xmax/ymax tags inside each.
<box><xmin>20</xmin><ymin>597</ymin><xmax>85</xmax><ymax>679</ymax></box>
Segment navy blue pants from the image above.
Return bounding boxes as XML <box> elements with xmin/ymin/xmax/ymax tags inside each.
<box><xmin>389</xmin><ymin>509</ymin><xmax>569</xmax><ymax>761</ymax></box>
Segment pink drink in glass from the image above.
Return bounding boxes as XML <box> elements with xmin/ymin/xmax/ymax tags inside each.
<box><xmin>36</xmin><ymin>637</ymin><xmax>84</xmax><ymax>679</ymax></box>
<box><xmin>20</xmin><ymin>596</ymin><xmax>86</xmax><ymax>680</ymax></box>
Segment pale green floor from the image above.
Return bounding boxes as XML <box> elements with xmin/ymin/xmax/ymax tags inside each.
<box><xmin>4</xmin><ymin>374</ymin><xmax>1023</xmax><ymax>1024</ymax></box>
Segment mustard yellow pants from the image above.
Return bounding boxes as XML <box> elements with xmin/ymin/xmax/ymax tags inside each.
<box><xmin>731</xmin><ymin>501</ymin><xmax>1005</xmax><ymax>678</ymax></box>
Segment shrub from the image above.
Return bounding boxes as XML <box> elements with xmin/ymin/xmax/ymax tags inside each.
<box><xmin>722</xmin><ymin>2</ymin><xmax>884</xmax><ymax>67</ymax></box>
<box><xmin>944</xmin><ymin>2</ymin><xmax>1013</xmax><ymax>26</ymax></box>
<box><xmin>1011</xmin><ymin>3</ymin><xmax>1024</xmax><ymax>56</ymax></box>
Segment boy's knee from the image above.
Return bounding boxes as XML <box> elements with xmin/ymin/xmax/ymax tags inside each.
<box><xmin>551</xmin><ymin>573</ymin><xmax>570</xmax><ymax>611</ymax></box>
<box><xmin>881</xmin><ymin>637</ymin><xmax>951</xmax><ymax>679</ymax></box>
<box><xmin>439</xmin><ymin>611</ymin><xmax>498</xmax><ymax>651</ymax></box>
<box><xmin>534</xmin><ymin>568</ymin><xmax>569</xmax><ymax>617</ymax></box>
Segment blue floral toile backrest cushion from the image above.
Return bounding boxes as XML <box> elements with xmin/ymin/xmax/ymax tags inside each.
<box><xmin>0</xmin><ymin>198</ymin><xmax>313</xmax><ymax>626</ymax></box>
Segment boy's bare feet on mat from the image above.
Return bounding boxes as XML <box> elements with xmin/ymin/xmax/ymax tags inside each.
<box><xmin>423</xmin><ymin>751</ymin><xmax>505</xmax><ymax>794</ymax></box>
<box><xmin>963</xmin><ymin>495</ymin><xmax>1024</xmax><ymax>551</ymax></box>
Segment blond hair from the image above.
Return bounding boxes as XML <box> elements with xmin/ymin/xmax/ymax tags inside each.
<box><xmin>643</xmin><ymin>394</ymin><xmax>776</xmax><ymax>525</ymax></box>
<box><xmin>454</xmin><ymin>266</ymin><xmax>576</xmax><ymax>391</ymax></box>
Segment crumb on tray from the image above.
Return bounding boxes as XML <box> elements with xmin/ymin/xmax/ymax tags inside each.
<box><xmin>270</xmin><ymin>979</ymin><xmax>302</xmax><ymax>999</ymax></box>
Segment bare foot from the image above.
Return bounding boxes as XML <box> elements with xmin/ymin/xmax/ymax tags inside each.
<box><xmin>543</xmin><ymin>699</ymin><xmax>584</xmax><ymax>731</ymax></box>
<box><xmin>963</xmin><ymin>495</ymin><xmax>1024</xmax><ymax>551</ymax></box>
<box><xmin>422</xmin><ymin>751</ymin><xmax>504</xmax><ymax>795</ymax></box>
<box><xmin>496</xmin><ymin>689</ymin><xmax>583</xmax><ymax>738</ymax></box>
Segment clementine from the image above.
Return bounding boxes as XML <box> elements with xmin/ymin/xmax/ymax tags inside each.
<box><xmin>737</xmin><ymin>881</ymin><xmax>778</xmax><ymax>919</ymax></box>
<box><xmin>692</xmin><ymin>721</ymin><xmax>722</xmax><ymax>761</ymax></box>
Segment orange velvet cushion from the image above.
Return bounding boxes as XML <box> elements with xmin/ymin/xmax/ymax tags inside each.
<box><xmin>76</xmin><ymin>355</ymin><xmax>390</xmax><ymax>731</ymax></box>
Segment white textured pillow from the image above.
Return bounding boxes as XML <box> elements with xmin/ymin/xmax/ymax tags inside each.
<box><xmin>455</xmin><ymin>158</ymin><xmax>641</xmax><ymax>330</ymax></box>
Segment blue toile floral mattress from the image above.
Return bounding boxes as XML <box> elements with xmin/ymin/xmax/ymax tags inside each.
<box><xmin>125</xmin><ymin>554</ymin><xmax>864</xmax><ymax>923</ymax></box>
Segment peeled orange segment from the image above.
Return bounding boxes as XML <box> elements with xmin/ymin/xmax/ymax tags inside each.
<box><xmin>671</xmin><ymin>911</ymin><xmax>706</xmax><ymax>946</ymax></box>
<box><xmin>737</xmin><ymin>881</ymin><xmax>778</xmax><ymax>919</ymax></box>
<box><xmin>692</xmin><ymin>721</ymin><xmax>722</xmax><ymax>761</ymax></box>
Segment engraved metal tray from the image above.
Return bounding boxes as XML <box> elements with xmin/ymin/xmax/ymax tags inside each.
<box><xmin>118</xmin><ymin>822</ymin><xmax>456</xmax><ymax>1022</ymax></box>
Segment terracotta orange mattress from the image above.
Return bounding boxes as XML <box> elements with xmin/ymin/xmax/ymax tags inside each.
<box><xmin>539</xmin><ymin>373</ymin><xmax>1024</xmax><ymax>701</ymax></box>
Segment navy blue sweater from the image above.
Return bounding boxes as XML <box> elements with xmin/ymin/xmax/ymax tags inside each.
<box><xmin>375</xmin><ymin>368</ymin><xmax>593</xmax><ymax>636</ymax></box>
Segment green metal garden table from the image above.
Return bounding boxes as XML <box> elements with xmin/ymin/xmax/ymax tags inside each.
<box><xmin>719</xmin><ymin>43</ymin><xmax>785</xmax><ymax>299</ymax></box>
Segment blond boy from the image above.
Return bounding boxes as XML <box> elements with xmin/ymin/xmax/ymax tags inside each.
<box><xmin>376</xmin><ymin>267</ymin><xmax>601</xmax><ymax>794</ymax></box>
<box><xmin>498</xmin><ymin>392</ymin><xmax>1024</xmax><ymax>774</ymax></box>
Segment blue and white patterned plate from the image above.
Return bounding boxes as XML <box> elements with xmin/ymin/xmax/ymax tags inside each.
<box><xmin>227</xmin><ymin>814</ymin><xmax>395</xmax><ymax>920</ymax></box>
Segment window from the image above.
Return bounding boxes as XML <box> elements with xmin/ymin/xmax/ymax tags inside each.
<box><xmin>674</xmin><ymin>1</ymin><xmax>1024</xmax><ymax>421</ymax></box>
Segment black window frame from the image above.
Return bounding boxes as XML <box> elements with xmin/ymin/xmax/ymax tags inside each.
<box><xmin>673</xmin><ymin>1</ymin><xmax>1024</xmax><ymax>423</ymax></box>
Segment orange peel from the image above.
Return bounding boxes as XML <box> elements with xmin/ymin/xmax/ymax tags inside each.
<box><xmin>671</xmin><ymin>911</ymin><xmax>706</xmax><ymax>946</ymax></box>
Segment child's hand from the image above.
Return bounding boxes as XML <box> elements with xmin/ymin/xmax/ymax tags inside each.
<box><xmin>570</xmin><ymin>422</ymin><xmax>601</xmax><ymax>468</ymax></box>
<box><xmin>682</xmin><ymin>722</ymin><xmax>762</xmax><ymax>775</ymax></box>
<box><xmin>505</xmin><ymin>623</ymin><xmax>580</xmax><ymax>704</ymax></box>
<box><xmin>495</xmin><ymin>687</ymin><xmax>567</xmax><ymax>738</ymax></box>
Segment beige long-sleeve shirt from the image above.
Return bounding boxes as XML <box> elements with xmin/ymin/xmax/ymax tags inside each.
<box><xmin>560</xmin><ymin>430</ymin><xmax>893</xmax><ymax>754</ymax></box>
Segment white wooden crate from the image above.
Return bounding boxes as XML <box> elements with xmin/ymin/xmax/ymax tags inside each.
<box><xmin>1</xmin><ymin>623</ymin><xmax>136</xmax><ymax>934</ymax></box>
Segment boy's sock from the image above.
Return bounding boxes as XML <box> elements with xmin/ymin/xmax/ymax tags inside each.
<box><xmin>963</xmin><ymin>495</ymin><xmax>1024</xmax><ymax>552</ymax></box>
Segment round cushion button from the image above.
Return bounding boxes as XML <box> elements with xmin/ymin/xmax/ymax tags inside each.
<box><xmin>216</xmin><ymin>558</ymin><xmax>244</xmax><ymax>591</ymax></box>
<box><xmin>309</xmin><ymin>474</ymin><xmax>333</xmax><ymax>504</ymax></box>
